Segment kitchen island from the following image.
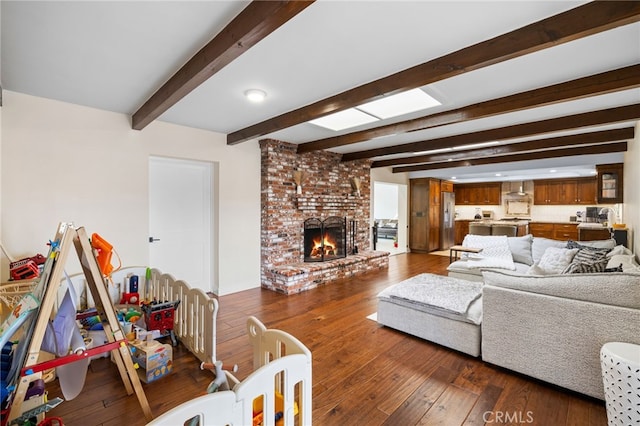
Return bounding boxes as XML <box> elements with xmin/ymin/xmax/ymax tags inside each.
<box><xmin>455</xmin><ymin>219</ymin><xmax>529</xmax><ymax>243</ymax></box>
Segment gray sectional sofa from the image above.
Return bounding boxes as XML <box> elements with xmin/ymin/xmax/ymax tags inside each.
<box><xmin>378</xmin><ymin>234</ymin><xmax>640</xmax><ymax>399</ymax></box>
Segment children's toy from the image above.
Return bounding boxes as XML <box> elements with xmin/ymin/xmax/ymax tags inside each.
<box><xmin>141</xmin><ymin>300</ymin><xmax>180</xmax><ymax>346</ymax></box>
<box><xmin>147</xmin><ymin>316</ymin><xmax>312</xmax><ymax>426</ymax></box>
<box><xmin>129</xmin><ymin>337</ymin><xmax>173</xmax><ymax>383</ymax></box>
<box><xmin>90</xmin><ymin>233</ymin><xmax>117</xmax><ymax>277</ymax></box>
<box><xmin>200</xmin><ymin>360</ymin><xmax>237</xmax><ymax>393</ymax></box>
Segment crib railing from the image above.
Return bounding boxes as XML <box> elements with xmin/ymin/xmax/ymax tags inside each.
<box><xmin>147</xmin><ymin>316</ymin><xmax>312</xmax><ymax>426</ymax></box>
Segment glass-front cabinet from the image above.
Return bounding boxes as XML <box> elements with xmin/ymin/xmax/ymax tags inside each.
<box><xmin>596</xmin><ymin>163</ymin><xmax>623</xmax><ymax>204</ymax></box>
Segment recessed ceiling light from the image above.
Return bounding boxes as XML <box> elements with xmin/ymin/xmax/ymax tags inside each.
<box><xmin>495</xmin><ymin>173</ymin><xmax>502</xmax><ymax>177</ymax></box>
<box><xmin>550</xmin><ymin>169</ymin><xmax>557</xmax><ymax>173</ymax></box>
<box><xmin>245</xmin><ymin>89</ymin><xmax>267</xmax><ymax>103</ymax></box>
<box><xmin>451</xmin><ymin>177</ymin><xmax>457</xmax><ymax>180</ymax></box>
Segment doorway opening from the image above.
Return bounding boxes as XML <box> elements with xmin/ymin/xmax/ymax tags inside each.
<box><xmin>373</xmin><ymin>182</ymin><xmax>407</xmax><ymax>255</ymax></box>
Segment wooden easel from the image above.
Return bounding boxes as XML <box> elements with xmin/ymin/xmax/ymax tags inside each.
<box><xmin>6</xmin><ymin>223</ymin><xmax>152</xmax><ymax>423</ymax></box>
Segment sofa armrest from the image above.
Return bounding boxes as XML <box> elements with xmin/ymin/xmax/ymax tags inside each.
<box><xmin>482</xmin><ymin>282</ymin><xmax>640</xmax><ymax>399</ymax></box>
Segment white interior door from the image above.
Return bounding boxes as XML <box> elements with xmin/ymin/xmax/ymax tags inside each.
<box><xmin>149</xmin><ymin>157</ymin><xmax>213</xmax><ymax>293</ymax></box>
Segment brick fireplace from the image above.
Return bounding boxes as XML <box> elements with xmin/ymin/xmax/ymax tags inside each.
<box><xmin>260</xmin><ymin>139</ymin><xmax>389</xmax><ymax>294</ymax></box>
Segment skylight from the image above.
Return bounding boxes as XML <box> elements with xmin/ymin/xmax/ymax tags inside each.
<box><xmin>358</xmin><ymin>88</ymin><xmax>440</xmax><ymax>119</ymax></box>
<box><xmin>308</xmin><ymin>88</ymin><xmax>440</xmax><ymax>131</ymax></box>
<box><xmin>309</xmin><ymin>108</ymin><xmax>378</xmax><ymax>131</ymax></box>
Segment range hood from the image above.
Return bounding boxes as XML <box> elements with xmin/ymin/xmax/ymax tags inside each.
<box><xmin>506</xmin><ymin>181</ymin><xmax>527</xmax><ymax>196</ymax></box>
<box><xmin>504</xmin><ymin>181</ymin><xmax>531</xmax><ymax>203</ymax></box>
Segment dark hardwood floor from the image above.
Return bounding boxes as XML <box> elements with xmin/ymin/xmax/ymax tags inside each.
<box><xmin>45</xmin><ymin>253</ymin><xmax>607</xmax><ymax>425</ymax></box>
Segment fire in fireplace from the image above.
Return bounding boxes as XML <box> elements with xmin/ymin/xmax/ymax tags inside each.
<box><xmin>304</xmin><ymin>217</ymin><xmax>347</xmax><ymax>262</ymax></box>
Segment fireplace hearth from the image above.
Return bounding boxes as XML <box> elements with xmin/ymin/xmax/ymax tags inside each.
<box><xmin>304</xmin><ymin>216</ymin><xmax>347</xmax><ymax>262</ymax></box>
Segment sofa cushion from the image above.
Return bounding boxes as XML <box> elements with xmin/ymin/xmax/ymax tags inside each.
<box><xmin>532</xmin><ymin>247</ymin><xmax>579</xmax><ymax>275</ymax></box>
<box><xmin>482</xmin><ymin>269</ymin><xmax>640</xmax><ymax>309</ymax></box>
<box><xmin>607</xmin><ymin>254</ymin><xmax>640</xmax><ymax>272</ymax></box>
<box><xmin>507</xmin><ymin>234</ymin><xmax>533</xmax><ymax>265</ymax></box>
<box><xmin>531</xmin><ymin>237</ymin><xmax>567</xmax><ymax>264</ymax></box>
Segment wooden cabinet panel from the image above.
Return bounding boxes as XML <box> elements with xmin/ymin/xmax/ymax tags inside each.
<box><xmin>530</xmin><ymin>222</ymin><xmax>579</xmax><ymax>240</ymax></box>
<box><xmin>534</xmin><ymin>178</ymin><xmax>597</xmax><ymax>205</ymax></box>
<box><xmin>410</xmin><ymin>179</ymin><xmax>429</xmax><ymax>251</ymax></box>
<box><xmin>454</xmin><ymin>183</ymin><xmax>501</xmax><ymax>205</ymax></box>
<box><xmin>430</xmin><ymin>179</ymin><xmax>441</xmax><ymax>206</ymax></box>
<box><xmin>428</xmin><ymin>204</ymin><xmax>440</xmax><ymax>251</ymax></box>
<box><xmin>576</xmin><ymin>178</ymin><xmax>597</xmax><ymax>204</ymax></box>
<box><xmin>553</xmin><ymin>223</ymin><xmax>578</xmax><ymax>241</ymax></box>
<box><xmin>596</xmin><ymin>163</ymin><xmax>623</xmax><ymax>204</ymax></box>
<box><xmin>579</xmin><ymin>227</ymin><xmax>612</xmax><ymax>242</ymax></box>
<box><xmin>410</xmin><ymin>178</ymin><xmax>442</xmax><ymax>252</ymax></box>
<box><xmin>455</xmin><ymin>185</ymin><xmax>470</xmax><ymax>204</ymax></box>
<box><xmin>441</xmin><ymin>180</ymin><xmax>454</xmax><ymax>192</ymax></box>
<box><xmin>529</xmin><ymin>223</ymin><xmax>554</xmax><ymax>239</ymax></box>
<box><xmin>454</xmin><ymin>220</ymin><xmax>470</xmax><ymax>245</ymax></box>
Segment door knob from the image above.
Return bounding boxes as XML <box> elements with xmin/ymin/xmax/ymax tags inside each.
<box><xmin>149</xmin><ymin>237</ymin><xmax>160</xmax><ymax>243</ymax></box>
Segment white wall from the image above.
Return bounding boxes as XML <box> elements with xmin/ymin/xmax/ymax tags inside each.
<box><xmin>624</xmin><ymin>121</ymin><xmax>640</xmax><ymax>256</ymax></box>
<box><xmin>1</xmin><ymin>91</ymin><xmax>261</xmax><ymax>295</ymax></box>
<box><xmin>373</xmin><ymin>183</ymin><xmax>398</xmax><ymax>219</ymax></box>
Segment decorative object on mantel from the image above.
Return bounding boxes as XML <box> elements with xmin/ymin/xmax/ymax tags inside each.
<box><xmin>350</xmin><ymin>177</ymin><xmax>361</xmax><ymax>197</ymax></box>
<box><xmin>293</xmin><ymin>170</ymin><xmax>307</xmax><ymax>195</ymax></box>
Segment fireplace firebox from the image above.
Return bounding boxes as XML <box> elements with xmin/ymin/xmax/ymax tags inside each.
<box><xmin>303</xmin><ymin>217</ymin><xmax>347</xmax><ymax>262</ymax></box>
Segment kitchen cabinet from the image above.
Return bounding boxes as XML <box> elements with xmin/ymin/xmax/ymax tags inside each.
<box><xmin>579</xmin><ymin>227</ymin><xmax>612</xmax><ymax>242</ymax></box>
<box><xmin>575</xmin><ymin>178</ymin><xmax>597</xmax><ymax>204</ymax></box>
<box><xmin>596</xmin><ymin>163</ymin><xmax>624</xmax><ymax>204</ymax></box>
<box><xmin>410</xmin><ymin>178</ymin><xmax>441</xmax><ymax>252</ymax></box>
<box><xmin>553</xmin><ymin>223</ymin><xmax>578</xmax><ymax>240</ymax></box>
<box><xmin>528</xmin><ymin>223</ymin><xmax>554</xmax><ymax>239</ymax></box>
<box><xmin>533</xmin><ymin>178</ymin><xmax>597</xmax><ymax>205</ymax></box>
<box><xmin>441</xmin><ymin>180</ymin><xmax>454</xmax><ymax>193</ymax></box>
<box><xmin>529</xmin><ymin>222</ymin><xmax>578</xmax><ymax>240</ymax></box>
<box><xmin>454</xmin><ymin>220</ymin><xmax>471</xmax><ymax>245</ymax></box>
<box><xmin>454</xmin><ymin>182</ymin><xmax>501</xmax><ymax>205</ymax></box>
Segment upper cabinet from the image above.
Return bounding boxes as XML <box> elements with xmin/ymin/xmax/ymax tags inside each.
<box><xmin>596</xmin><ymin>163</ymin><xmax>623</xmax><ymax>204</ymax></box>
<box><xmin>533</xmin><ymin>177</ymin><xmax>597</xmax><ymax>205</ymax></box>
<box><xmin>454</xmin><ymin>182</ymin><xmax>501</xmax><ymax>205</ymax></box>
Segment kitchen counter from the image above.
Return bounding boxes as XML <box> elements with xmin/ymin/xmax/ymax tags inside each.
<box><xmin>470</xmin><ymin>220</ymin><xmax>530</xmax><ymax>226</ymax></box>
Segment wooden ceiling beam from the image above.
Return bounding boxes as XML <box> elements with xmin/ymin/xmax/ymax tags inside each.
<box><xmin>342</xmin><ymin>103</ymin><xmax>640</xmax><ymax>162</ymax></box>
<box><xmin>131</xmin><ymin>0</ymin><xmax>315</xmax><ymax>131</ymax></box>
<box><xmin>228</xmin><ymin>1</ymin><xmax>640</xmax><ymax>145</ymax></box>
<box><xmin>300</xmin><ymin>64</ymin><xmax>640</xmax><ymax>153</ymax></box>
<box><xmin>372</xmin><ymin>128</ymin><xmax>634</xmax><ymax>168</ymax></box>
<box><xmin>391</xmin><ymin>142</ymin><xmax>628</xmax><ymax>173</ymax></box>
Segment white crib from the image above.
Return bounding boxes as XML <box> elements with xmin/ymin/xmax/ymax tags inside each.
<box><xmin>147</xmin><ymin>316</ymin><xmax>313</xmax><ymax>426</ymax></box>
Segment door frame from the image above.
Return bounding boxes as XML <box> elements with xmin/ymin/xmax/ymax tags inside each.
<box><xmin>148</xmin><ymin>155</ymin><xmax>216</xmax><ymax>293</ymax></box>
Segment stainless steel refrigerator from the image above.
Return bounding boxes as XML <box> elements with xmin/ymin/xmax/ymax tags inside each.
<box><xmin>440</xmin><ymin>191</ymin><xmax>455</xmax><ymax>249</ymax></box>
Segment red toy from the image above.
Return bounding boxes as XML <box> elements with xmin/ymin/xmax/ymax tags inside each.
<box><xmin>141</xmin><ymin>300</ymin><xmax>180</xmax><ymax>346</ymax></box>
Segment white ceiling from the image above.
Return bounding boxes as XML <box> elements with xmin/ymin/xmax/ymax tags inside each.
<box><xmin>1</xmin><ymin>1</ymin><xmax>638</xmax><ymax>182</ymax></box>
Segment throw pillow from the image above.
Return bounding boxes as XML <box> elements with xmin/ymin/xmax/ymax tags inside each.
<box><xmin>507</xmin><ymin>234</ymin><xmax>534</xmax><ymax>265</ymax></box>
<box><xmin>563</xmin><ymin>259</ymin><xmax>608</xmax><ymax>274</ymax></box>
<box><xmin>566</xmin><ymin>240</ymin><xmax>612</xmax><ymax>257</ymax></box>
<box><xmin>536</xmin><ymin>247</ymin><xmax>579</xmax><ymax>274</ymax></box>
<box><xmin>604</xmin><ymin>263</ymin><xmax>624</xmax><ymax>273</ymax></box>
<box><xmin>607</xmin><ymin>254</ymin><xmax>640</xmax><ymax>272</ymax></box>
<box><xmin>571</xmin><ymin>247</ymin><xmax>609</xmax><ymax>264</ymax></box>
